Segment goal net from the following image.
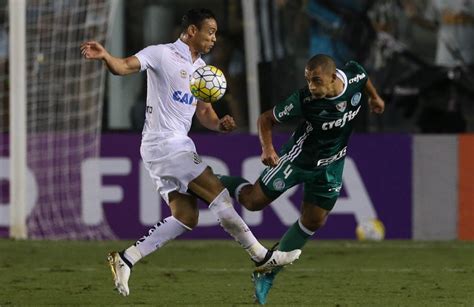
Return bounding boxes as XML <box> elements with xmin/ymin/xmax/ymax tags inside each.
<box><xmin>0</xmin><ymin>0</ymin><xmax>116</xmax><ymax>239</ymax></box>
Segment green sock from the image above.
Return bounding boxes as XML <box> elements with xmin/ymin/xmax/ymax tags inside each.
<box><xmin>273</xmin><ymin>220</ymin><xmax>313</xmax><ymax>276</ymax></box>
<box><xmin>217</xmin><ymin>175</ymin><xmax>250</xmax><ymax>198</ymax></box>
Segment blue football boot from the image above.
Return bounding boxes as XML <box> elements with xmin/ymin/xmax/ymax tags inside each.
<box><xmin>252</xmin><ymin>270</ymin><xmax>276</xmax><ymax>305</ymax></box>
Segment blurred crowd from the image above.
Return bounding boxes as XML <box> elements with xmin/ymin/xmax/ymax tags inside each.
<box><xmin>1</xmin><ymin>0</ymin><xmax>473</xmax><ymax>133</ymax></box>
<box><xmin>125</xmin><ymin>0</ymin><xmax>473</xmax><ymax>133</ymax></box>
<box><xmin>367</xmin><ymin>0</ymin><xmax>474</xmax><ymax>133</ymax></box>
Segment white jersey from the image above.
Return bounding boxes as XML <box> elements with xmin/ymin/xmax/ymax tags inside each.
<box><xmin>135</xmin><ymin>39</ymin><xmax>206</xmax><ymax>156</ymax></box>
<box><xmin>425</xmin><ymin>0</ymin><xmax>474</xmax><ymax>66</ymax></box>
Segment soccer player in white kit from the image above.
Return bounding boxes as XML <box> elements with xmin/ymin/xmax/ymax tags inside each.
<box><xmin>81</xmin><ymin>8</ymin><xmax>301</xmax><ymax>297</ymax></box>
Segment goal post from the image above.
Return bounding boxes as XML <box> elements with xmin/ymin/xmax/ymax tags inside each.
<box><xmin>2</xmin><ymin>0</ymin><xmax>118</xmax><ymax>239</ymax></box>
<box><xmin>8</xmin><ymin>0</ymin><xmax>27</xmax><ymax>239</ymax></box>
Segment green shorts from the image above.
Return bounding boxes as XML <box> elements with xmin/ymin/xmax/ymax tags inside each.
<box><xmin>258</xmin><ymin>158</ymin><xmax>345</xmax><ymax>211</ymax></box>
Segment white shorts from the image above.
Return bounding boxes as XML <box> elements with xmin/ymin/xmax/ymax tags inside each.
<box><xmin>140</xmin><ymin>135</ymin><xmax>207</xmax><ymax>205</ymax></box>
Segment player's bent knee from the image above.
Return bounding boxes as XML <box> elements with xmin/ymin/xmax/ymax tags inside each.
<box><xmin>239</xmin><ymin>187</ymin><xmax>271</xmax><ymax>211</ymax></box>
<box><xmin>175</xmin><ymin>215</ymin><xmax>198</xmax><ymax>229</ymax></box>
<box><xmin>240</xmin><ymin>198</ymin><xmax>267</xmax><ymax>211</ymax></box>
<box><xmin>172</xmin><ymin>210</ymin><xmax>199</xmax><ymax>229</ymax></box>
<box><xmin>301</xmin><ymin>215</ymin><xmax>327</xmax><ymax>232</ymax></box>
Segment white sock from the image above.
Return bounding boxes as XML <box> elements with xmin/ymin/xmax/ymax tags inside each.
<box><xmin>209</xmin><ymin>189</ymin><xmax>267</xmax><ymax>262</ymax></box>
<box><xmin>128</xmin><ymin>216</ymin><xmax>191</xmax><ymax>262</ymax></box>
<box><xmin>123</xmin><ymin>245</ymin><xmax>141</xmax><ymax>266</ymax></box>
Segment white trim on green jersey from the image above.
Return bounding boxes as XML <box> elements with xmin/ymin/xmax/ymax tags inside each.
<box><xmin>326</xmin><ymin>69</ymin><xmax>348</xmax><ymax>100</ymax></box>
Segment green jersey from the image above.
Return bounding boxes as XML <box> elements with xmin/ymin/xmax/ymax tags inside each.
<box><xmin>273</xmin><ymin>61</ymin><xmax>368</xmax><ymax>169</ymax></box>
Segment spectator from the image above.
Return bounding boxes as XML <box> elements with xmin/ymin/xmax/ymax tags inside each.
<box><xmin>403</xmin><ymin>0</ymin><xmax>474</xmax><ymax>132</ymax></box>
<box><xmin>306</xmin><ymin>0</ymin><xmax>375</xmax><ymax>66</ymax></box>
<box><xmin>404</xmin><ymin>0</ymin><xmax>474</xmax><ymax>67</ymax></box>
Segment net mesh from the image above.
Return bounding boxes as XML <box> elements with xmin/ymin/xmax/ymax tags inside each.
<box><xmin>0</xmin><ymin>0</ymin><xmax>116</xmax><ymax>239</ymax></box>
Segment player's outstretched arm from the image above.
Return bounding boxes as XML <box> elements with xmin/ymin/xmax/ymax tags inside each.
<box><xmin>257</xmin><ymin>110</ymin><xmax>279</xmax><ymax>167</ymax></box>
<box><xmin>80</xmin><ymin>41</ymin><xmax>140</xmax><ymax>76</ymax></box>
<box><xmin>364</xmin><ymin>79</ymin><xmax>385</xmax><ymax>114</ymax></box>
<box><xmin>195</xmin><ymin>101</ymin><xmax>236</xmax><ymax>133</ymax></box>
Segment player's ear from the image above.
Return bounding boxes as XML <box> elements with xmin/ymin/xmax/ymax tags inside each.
<box><xmin>187</xmin><ymin>24</ymin><xmax>198</xmax><ymax>37</ymax></box>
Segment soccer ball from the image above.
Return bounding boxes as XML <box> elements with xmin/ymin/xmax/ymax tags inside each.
<box><xmin>190</xmin><ymin>65</ymin><xmax>227</xmax><ymax>103</ymax></box>
<box><xmin>355</xmin><ymin>219</ymin><xmax>385</xmax><ymax>241</ymax></box>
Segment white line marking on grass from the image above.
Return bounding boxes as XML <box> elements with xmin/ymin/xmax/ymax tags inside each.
<box><xmin>4</xmin><ymin>267</ymin><xmax>466</xmax><ymax>273</ymax></box>
<box><xmin>313</xmin><ymin>242</ymin><xmax>474</xmax><ymax>249</ymax></box>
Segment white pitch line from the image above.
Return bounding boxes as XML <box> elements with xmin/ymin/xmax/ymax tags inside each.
<box><xmin>310</xmin><ymin>243</ymin><xmax>474</xmax><ymax>249</ymax></box>
<box><xmin>0</xmin><ymin>267</ymin><xmax>466</xmax><ymax>273</ymax></box>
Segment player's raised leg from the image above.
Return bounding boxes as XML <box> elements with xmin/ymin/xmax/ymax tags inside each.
<box><xmin>254</xmin><ymin>203</ymin><xmax>330</xmax><ymax>304</ymax></box>
<box><xmin>217</xmin><ymin>174</ymin><xmax>252</xmax><ymax>199</ymax></box>
<box><xmin>108</xmin><ymin>192</ymin><xmax>198</xmax><ymax>296</ymax></box>
<box><xmin>218</xmin><ymin>175</ymin><xmax>274</xmax><ymax>211</ymax></box>
<box><xmin>189</xmin><ymin>168</ymin><xmax>301</xmax><ymax>271</ymax></box>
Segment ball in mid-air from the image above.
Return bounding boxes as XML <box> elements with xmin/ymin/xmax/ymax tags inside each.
<box><xmin>190</xmin><ymin>65</ymin><xmax>227</xmax><ymax>103</ymax></box>
<box><xmin>355</xmin><ymin>219</ymin><xmax>385</xmax><ymax>241</ymax></box>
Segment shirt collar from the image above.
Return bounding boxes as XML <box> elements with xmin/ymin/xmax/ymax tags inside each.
<box><xmin>173</xmin><ymin>38</ymin><xmax>199</xmax><ymax>63</ymax></box>
<box><xmin>326</xmin><ymin>69</ymin><xmax>348</xmax><ymax>100</ymax></box>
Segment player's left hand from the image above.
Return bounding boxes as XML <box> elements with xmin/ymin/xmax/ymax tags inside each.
<box><xmin>80</xmin><ymin>41</ymin><xmax>108</xmax><ymax>60</ymax></box>
<box><xmin>218</xmin><ymin>115</ymin><xmax>236</xmax><ymax>133</ymax></box>
<box><xmin>369</xmin><ymin>95</ymin><xmax>385</xmax><ymax>114</ymax></box>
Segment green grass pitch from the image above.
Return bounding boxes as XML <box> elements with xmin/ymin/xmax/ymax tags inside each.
<box><xmin>0</xmin><ymin>240</ymin><xmax>473</xmax><ymax>306</ymax></box>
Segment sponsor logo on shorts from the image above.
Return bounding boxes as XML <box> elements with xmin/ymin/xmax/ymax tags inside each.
<box><xmin>192</xmin><ymin>152</ymin><xmax>202</xmax><ymax>164</ymax></box>
<box><xmin>328</xmin><ymin>185</ymin><xmax>342</xmax><ymax>192</ymax></box>
<box><xmin>351</xmin><ymin>92</ymin><xmax>362</xmax><ymax>106</ymax></box>
<box><xmin>272</xmin><ymin>178</ymin><xmax>286</xmax><ymax>191</ymax></box>
<box><xmin>317</xmin><ymin>146</ymin><xmax>347</xmax><ymax>167</ymax></box>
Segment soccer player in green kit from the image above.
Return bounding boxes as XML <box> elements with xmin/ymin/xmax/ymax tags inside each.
<box><xmin>218</xmin><ymin>54</ymin><xmax>385</xmax><ymax>304</ymax></box>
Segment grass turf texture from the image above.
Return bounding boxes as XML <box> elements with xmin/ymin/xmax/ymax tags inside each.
<box><xmin>0</xmin><ymin>240</ymin><xmax>473</xmax><ymax>306</ymax></box>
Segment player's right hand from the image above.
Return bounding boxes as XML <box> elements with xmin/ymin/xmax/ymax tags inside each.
<box><xmin>80</xmin><ymin>41</ymin><xmax>107</xmax><ymax>60</ymax></box>
<box><xmin>261</xmin><ymin>148</ymin><xmax>279</xmax><ymax>167</ymax></box>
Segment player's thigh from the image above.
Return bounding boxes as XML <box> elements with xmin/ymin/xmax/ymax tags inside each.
<box><xmin>257</xmin><ymin>158</ymin><xmax>301</xmax><ymax>203</ymax></box>
<box><xmin>168</xmin><ymin>191</ymin><xmax>199</xmax><ymax>228</ymax></box>
<box><xmin>142</xmin><ymin>150</ymin><xmax>207</xmax><ymax>204</ymax></box>
<box><xmin>302</xmin><ymin>160</ymin><xmax>344</xmax><ymax>211</ymax></box>
<box><xmin>187</xmin><ymin>166</ymin><xmax>225</xmax><ymax>204</ymax></box>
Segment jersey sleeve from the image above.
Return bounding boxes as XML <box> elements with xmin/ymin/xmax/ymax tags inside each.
<box><xmin>135</xmin><ymin>45</ymin><xmax>164</xmax><ymax>72</ymax></box>
<box><xmin>346</xmin><ymin>60</ymin><xmax>368</xmax><ymax>77</ymax></box>
<box><xmin>345</xmin><ymin>60</ymin><xmax>369</xmax><ymax>87</ymax></box>
<box><xmin>272</xmin><ymin>90</ymin><xmax>302</xmax><ymax>123</ymax></box>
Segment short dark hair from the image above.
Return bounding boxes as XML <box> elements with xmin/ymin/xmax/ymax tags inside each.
<box><xmin>181</xmin><ymin>8</ymin><xmax>216</xmax><ymax>33</ymax></box>
<box><xmin>306</xmin><ymin>54</ymin><xmax>336</xmax><ymax>74</ymax></box>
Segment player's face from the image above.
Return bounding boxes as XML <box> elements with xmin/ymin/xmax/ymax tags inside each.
<box><xmin>194</xmin><ymin>18</ymin><xmax>218</xmax><ymax>54</ymax></box>
<box><xmin>304</xmin><ymin>67</ymin><xmax>334</xmax><ymax>99</ymax></box>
